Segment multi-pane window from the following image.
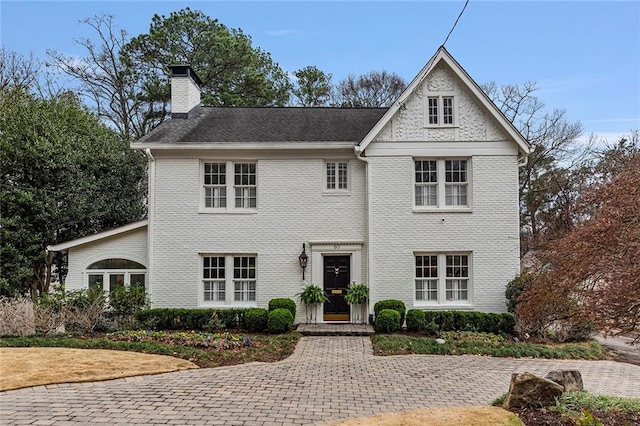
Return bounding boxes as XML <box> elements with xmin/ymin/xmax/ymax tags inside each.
<box><xmin>445</xmin><ymin>160</ymin><xmax>468</xmax><ymax>206</ymax></box>
<box><xmin>426</xmin><ymin>95</ymin><xmax>455</xmax><ymax>126</ymax></box>
<box><xmin>201</xmin><ymin>255</ymin><xmax>257</xmax><ymax>305</ymax></box>
<box><xmin>415</xmin><ymin>160</ymin><xmax>438</xmax><ymax>206</ymax></box>
<box><xmin>86</xmin><ymin>258</ymin><xmax>146</xmax><ymax>294</ymax></box>
<box><xmin>234</xmin><ymin>163</ymin><xmax>257</xmax><ymax>208</ymax></box>
<box><xmin>234</xmin><ymin>256</ymin><xmax>256</xmax><ymax>302</ymax></box>
<box><xmin>326</xmin><ymin>162</ymin><xmax>348</xmax><ymax>190</ymax></box>
<box><xmin>415</xmin><ymin>255</ymin><xmax>438</xmax><ymax>301</ymax></box>
<box><xmin>203</xmin><ymin>256</ymin><xmax>225</xmax><ymax>302</ymax></box>
<box><xmin>446</xmin><ymin>255</ymin><xmax>469</xmax><ymax>301</ymax></box>
<box><xmin>203</xmin><ymin>161</ymin><xmax>257</xmax><ymax>211</ymax></box>
<box><xmin>204</xmin><ymin>163</ymin><xmax>227</xmax><ymax>208</ymax></box>
<box><xmin>415</xmin><ymin>159</ymin><xmax>469</xmax><ymax>208</ymax></box>
<box><xmin>414</xmin><ymin>254</ymin><xmax>470</xmax><ymax>304</ymax></box>
<box><xmin>428</xmin><ymin>98</ymin><xmax>439</xmax><ymax>124</ymax></box>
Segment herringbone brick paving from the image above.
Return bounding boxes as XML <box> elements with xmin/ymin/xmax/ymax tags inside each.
<box><xmin>1</xmin><ymin>336</ymin><xmax>639</xmax><ymax>425</ymax></box>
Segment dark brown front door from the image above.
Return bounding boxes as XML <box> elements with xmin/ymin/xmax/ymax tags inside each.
<box><xmin>323</xmin><ymin>255</ymin><xmax>350</xmax><ymax>321</ymax></box>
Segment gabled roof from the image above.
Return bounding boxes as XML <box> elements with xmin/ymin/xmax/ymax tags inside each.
<box><xmin>47</xmin><ymin>220</ymin><xmax>148</xmax><ymax>251</ymax></box>
<box><xmin>356</xmin><ymin>46</ymin><xmax>530</xmax><ymax>156</ymax></box>
<box><xmin>132</xmin><ymin>107</ymin><xmax>387</xmax><ymax>147</ymax></box>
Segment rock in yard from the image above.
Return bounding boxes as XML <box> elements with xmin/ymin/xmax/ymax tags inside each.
<box><xmin>503</xmin><ymin>372</ymin><xmax>564</xmax><ymax>410</ymax></box>
<box><xmin>545</xmin><ymin>370</ymin><xmax>583</xmax><ymax>392</ymax></box>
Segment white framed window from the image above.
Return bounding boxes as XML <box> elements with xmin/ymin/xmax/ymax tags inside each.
<box><xmin>202</xmin><ymin>161</ymin><xmax>257</xmax><ymax>211</ymax></box>
<box><xmin>414</xmin><ymin>159</ymin><xmax>470</xmax><ymax>209</ymax></box>
<box><xmin>325</xmin><ymin>161</ymin><xmax>349</xmax><ymax>191</ymax></box>
<box><xmin>414</xmin><ymin>253</ymin><xmax>471</xmax><ymax>304</ymax></box>
<box><xmin>86</xmin><ymin>258</ymin><xmax>146</xmax><ymax>293</ymax></box>
<box><xmin>426</xmin><ymin>95</ymin><xmax>455</xmax><ymax>126</ymax></box>
<box><xmin>200</xmin><ymin>254</ymin><xmax>257</xmax><ymax>306</ymax></box>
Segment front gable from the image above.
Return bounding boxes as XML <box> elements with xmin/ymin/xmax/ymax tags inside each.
<box><xmin>358</xmin><ymin>47</ymin><xmax>529</xmax><ymax>156</ymax></box>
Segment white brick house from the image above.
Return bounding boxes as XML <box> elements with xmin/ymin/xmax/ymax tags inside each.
<box><xmin>49</xmin><ymin>47</ymin><xmax>529</xmax><ymax>322</ymax></box>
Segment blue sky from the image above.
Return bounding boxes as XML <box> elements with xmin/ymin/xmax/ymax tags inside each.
<box><xmin>1</xmin><ymin>1</ymin><xmax>639</xmax><ymax>143</ymax></box>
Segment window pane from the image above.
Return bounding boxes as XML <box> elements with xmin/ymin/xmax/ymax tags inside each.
<box><xmin>88</xmin><ymin>274</ymin><xmax>103</xmax><ymax>291</ymax></box>
<box><xmin>443</xmin><ymin>97</ymin><xmax>453</xmax><ymax>124</ymax></box>
<box><xmin>445</xmin><ymin>184</ymin><xmax>467</xmax><ymax>206</ymax></box>
<box><xmin>204</xmin><ymin>280</ymin><xmax>225</xmax><ymax>302</ymax></box>
<box><xmin>130</xmin><ymin>274</ymin><xmax>145</xmax><ymax>289</ymax></box>
<box><xmin>88</xmin><ymin>259</ymin><xmax>146</xmax><ymax>269</ymax></box>
<box><xmin>326</xmin><ymin>163</ymin><xmax>336</xmax><ymax>189</ymax></box>
<box><xmin>234</xmin><ymin>163</ymin><xmax>257</xmax><ymax>208</ymax></box>
<box><xmin>109</xmin><ymin>274</ymin><xmax>125</xmax><ymax>293</ymax></box>
<box><xmin>338</xmin><ymin>163</ymin><xmax>348</xmax><ymax>189</ymax></box>
<box><xmin>428</xmin><ymin>97</ymin><xmax>438</xmax><ymax>124</ymax></box>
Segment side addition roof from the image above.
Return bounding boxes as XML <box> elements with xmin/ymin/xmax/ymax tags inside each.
<box><xmin>47</xmin><ymin>220</ymin><xmax>148</xmax><ymax>251</ymax></box>
<box><xmin>131</xmin><ymin>107</ymin><xmax>388</xmax><ymax>149</ymax></box>
<box><xmin>356</xmin><ymin>46</ymin><xmax>531</xmax><ymax>156</ymax></box>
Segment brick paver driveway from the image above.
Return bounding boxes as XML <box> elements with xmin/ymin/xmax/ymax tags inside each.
<box><xmin>2</xmin><ymin>336</ymin><xmax>639</xmax><ymax>425</ymax></box>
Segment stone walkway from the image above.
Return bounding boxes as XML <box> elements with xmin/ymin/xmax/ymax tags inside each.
<box><xmin>1</xmin><ymin>336</ymin><xmax>639</xmax><ymax>425</ymax></box>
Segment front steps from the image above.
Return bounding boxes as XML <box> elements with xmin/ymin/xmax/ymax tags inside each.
<box><xmin>296</xmin><ymin>323</ymin><xmax>374</xmax><ymax>336</ymax></box>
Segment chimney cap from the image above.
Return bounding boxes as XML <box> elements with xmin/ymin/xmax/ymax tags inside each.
<box><xmin>169</xmin><ymin>64</ymin><xmax>203</xmax><ymax>87</ymax></box>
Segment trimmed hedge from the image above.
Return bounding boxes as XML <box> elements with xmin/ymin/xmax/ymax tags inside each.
<box><xmin>268</xmin><ymin>298</ymin><xmax>297</xmax><ymax>321</ymax></box>
<box><xmin>135</xmin><ymin>308</ymin><xmax>245</xmax><ymax>331</ymax></box>
<box><xmin>375</xmin><ymin>309</ymin><xmax>401</xmax><ymax>333</ymax></box>
<box><xmin>243</xmin><ymin>308</ymin><xmax>269</xmax><ymax>332</ymax></box>
<box><xmin>267</xmin><ymin>308</ymin><xmax>294</xmax><ymax>333</ymax></box>
<box><xmin>405</xmin><ymin>309</ymin><xmax>515</xmax><ymax>335</ymax></box>
<box><xmin>373</xmin><ymin>300</ymin><xmax>406</xmax><ymax>326</ymax></box>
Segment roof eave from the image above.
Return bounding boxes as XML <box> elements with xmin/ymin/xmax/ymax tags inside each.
<box><xmin>131</xmin><ymin>141</ymin><xmax>358</xmax><ymax>150</ymax></box>
<box><xmin>47</xmin><ymin>220</ymin><xmax>148</xmax><ymax>252</ymax></box>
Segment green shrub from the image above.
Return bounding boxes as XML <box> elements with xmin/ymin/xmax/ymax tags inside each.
<box><xmin>373</xmin><ymin>300</ymin><xmax>406</xmax><ymax>326</ymax></box>
<box><xmin>506</xmin><ymin>272</ymin><xmax>535</xmax><ymax>313</ymax></box>
<box><xmin>406</xmin><ymin>309</ymin><xmax>426</xmax><ymax>332</ymax></box>
<box><xmin>268</xmin><ymin>298</ymin><xmax>296</xmax><ymax>321</ymax></box>
<box><xmin>267</xmin><ymin>308</ymin><xmax>294</xmax><ymax>333</ymax></box>
<box><xmin>375</xmin><ymin>309</ymin><xmax>401</xmax><ymax>333</ymax></box>
<box><xmin>135</xmin><ymin>308</ymin><xmax>245</xmax><ymax>331</ymax></box>
<box><xmin>109</xmin><ymin>286</ymin><xmax>148</xmax><ymax>329</ymax></box>
<box><xmin>243</xmin><ymin>308</ymin><xmax>268</xmax><ymax>332</ymax></box>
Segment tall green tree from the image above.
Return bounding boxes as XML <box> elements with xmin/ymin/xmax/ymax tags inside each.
<box><xmin>292</xmin><ymin>65</ymin><xmax>332</xmax><ymax>107</ymax></box>
<box><xmin>0</xmin><ymin>87</ymin><xmax>147</xmax><ymax>298</ymax></box>
<box><xmin>334</xmin><ymin>70</ymin><xmax>406</xmax><ymax>107</ymax></box>
<box><xmin>121</xmin><ymin>8</ymin><xmax>291</xmax><ymax>112</ymax></box>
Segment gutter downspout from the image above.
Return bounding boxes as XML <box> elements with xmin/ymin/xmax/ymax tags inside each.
<box><xmin>145</xmin><ymin>148</ymin><xmax>155</xmax><ymax>306</ymax></box>
<box><xmin>354</xmin><ymin>145</ymin><xmax>373</xmax><ymax>322</ymax></box>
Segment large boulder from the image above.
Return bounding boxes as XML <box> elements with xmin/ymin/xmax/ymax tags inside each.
<box><xmin>546</xmin><ymin>370</ymin><xmax>584</xmax><ymax>392</ymax></box>
<box><xmin>503</xmin><ymin>372</ymin><xmax>564</xmax><ymax>410</ymax></box>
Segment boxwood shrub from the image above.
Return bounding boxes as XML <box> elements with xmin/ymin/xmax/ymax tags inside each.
<box><xmin>243</xmin><ymin>308</ymin><xmax>269</xmax><ymax>332</ymax></box>
<box><xmin>408</xmin><ymin>310</ymin><xmax>515</xmax><ymax>335</ymax></box>
<box><xmin>373</xmin><ymin>300</ymin><xmax>406</xmax><ymax>326</ymax></box>
<box><xmin>267</xmin><ymin>308</ymin><xmax>294</xmax><ymax>333</ymax></box>
<box><xmin>406</xmin><ymin>309</ymin><xmax>426</xmax><ymax>332</ymax></box>
<box><xmin>135</xmin><ymin>308</ymin><xmax>245</xmax><ymax>331</ymax></box>
<box><xmin>375</xmin><ymin>309</ymin><xmax>401</xmax><ymax>333</ymax></box>
<box><xmin>268</xmin><ymin>298</ymin><xmax>297</xmax><ymax>321</ymax></box>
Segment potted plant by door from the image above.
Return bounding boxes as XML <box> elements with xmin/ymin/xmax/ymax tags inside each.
<box><xmin>344</xmin><ymin>283</ymin><xmax>369</xmax><ymax>324</ymax></box>
<box><xmin>297</xmin><ymin>283</ymin><xmax>328</xmax><ymax>324</ymax></box>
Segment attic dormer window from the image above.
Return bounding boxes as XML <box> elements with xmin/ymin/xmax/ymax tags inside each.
<box><xmin>426</xmin><ymin>95</ymin><xmax>455</xmax><ymax>126</ymax></box>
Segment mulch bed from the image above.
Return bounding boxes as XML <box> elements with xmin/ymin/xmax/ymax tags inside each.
<box><xmin>513</xmin><ymin>407</ymin><xmax>640</xmax><ymax>425</ymax></box>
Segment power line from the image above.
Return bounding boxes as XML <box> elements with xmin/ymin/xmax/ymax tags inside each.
<box><xmin>443</xmin><ymin>0</ymin><xmax>470</xmax><ymax>47</ymax></box>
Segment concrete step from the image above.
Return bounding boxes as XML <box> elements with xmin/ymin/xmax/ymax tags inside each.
<box><xmin>296</xmin><ymin>323</ymin><xmax>374</xmax><ymax>336</ymax></box>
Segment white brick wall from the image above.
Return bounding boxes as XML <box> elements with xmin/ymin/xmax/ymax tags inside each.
<box><xmin>171</xmin><ymin>76</ymin><xmax>200</xmax><ymax>114</ymax></box>
<box><xmin>65</xmin><ymin>227</ymin><xmax>148</xmax><ymax>291</ymax></box>
<box><xmin>150</xmin><ymin>153</ymin><xmax>368</xmax><ymax>320</ymax></box>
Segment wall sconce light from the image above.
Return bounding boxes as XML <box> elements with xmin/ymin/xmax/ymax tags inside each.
<box><xmin>298</xmin><ymin>243</ymin><xmax>308</xmax><ymax>280</ymax></box>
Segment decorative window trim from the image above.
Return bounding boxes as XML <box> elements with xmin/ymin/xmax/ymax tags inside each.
<box><xmin>201</xmin><ymin>161</ymin><xmax>258</xmax><ymax>213</ymax></box>
<box><xmin>414</xmin><ymin>252</ymin><xmax>472</xmax><ymax>307</ymax></box>
<box><xmin>85</xmin><ymin>258</ymin><xmax>146</xmax><ymax>293</ymax></box>
<box><xmin>424</xmin><ymin>93</ymin><xmax>457</xmax><ymax>128</ymax></box>
<box><xmin>414</xmin><ymin>158</ymin><xmax>472</xmax><ymax>211</ymax></box>
<box><xmin>323</xmin><ymin>160</ymin><xmax>350</xmax><ymax>195</ymax></box>
<box><xmin>199</xmin><ymin>254</ymin><xmax>258</xmax><ymax>307</ymax></box>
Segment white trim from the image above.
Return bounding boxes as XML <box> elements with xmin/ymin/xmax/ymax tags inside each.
<box><xmin>413</xmin><ymin>252</ymin><xmax>474</xmax><ymax>307</ymax></box>
<box><xmin>322</xmin><ymin>159</ymin><xmax>351</xmax><ymax>195</ymax></box>
<box><xmin>131</xmin><ymin>141</ymin><xmax>357</xmax><ymax>150</ymax></box>
<box><xmin>198</xmin><ymin>254</ymin><xmax>259</xmax><ymax>308</ymax></box>
<box><xmin>357</xmin><ymin>46</ymin><xmax>530</xmax><ymax>156</ymax></box>
<box><xmin>363</xmin><ymin>141</ymin><xmax>518</xmax><ymax>157</ymax></box>
<box><xmin>200</xmin><ymin>160</ymin><xmax>258</xmax><ymax>213</ymax></box>
<box><xmin>47</xmin><ymin>221</ymin><xmax>148</xmax><ymax>252</ymax></box>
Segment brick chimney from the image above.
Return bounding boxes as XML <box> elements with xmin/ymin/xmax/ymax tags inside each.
<box><xmin>169</xmin><ymin>65</ymin><xmax>202</xmax><ymax>119</ymax></box>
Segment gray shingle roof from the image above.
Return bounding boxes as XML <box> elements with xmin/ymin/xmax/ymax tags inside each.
<box><xmin>136</xmin><ymin>107</ymin><xmax>388</xmax><ymax>144</ymax></box>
